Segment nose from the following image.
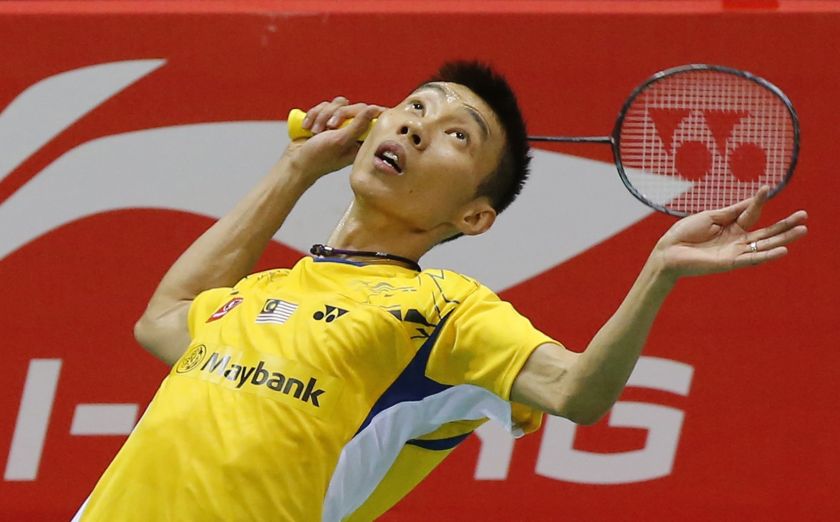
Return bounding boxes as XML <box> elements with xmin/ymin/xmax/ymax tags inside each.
<box><xmin>399</xmin><ymin>121</ymin><xmax>425</xmax><ymax>149</ymax></box>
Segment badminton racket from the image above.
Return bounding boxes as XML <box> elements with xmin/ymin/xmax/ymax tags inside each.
<box><xmin>287</xmin><ymin>64</ymin><xmax>799</xmax><ymax>216</ymax></box>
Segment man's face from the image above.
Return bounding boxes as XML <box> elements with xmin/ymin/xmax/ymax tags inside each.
<box><xmin>349</xmin><ymin>82</ymin><xmax>506</xmax><ymax>239</ymax></box>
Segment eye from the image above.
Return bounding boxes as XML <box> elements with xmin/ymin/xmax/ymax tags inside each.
<box><xmin>449</xmin><ymin>130</ymin><xmax>469</xmax><ymax>142</ymax></box>
<box><xmin>410</xmin><ymin>101</ymin><xmax>424</xmax><ymax>112</ymax></box>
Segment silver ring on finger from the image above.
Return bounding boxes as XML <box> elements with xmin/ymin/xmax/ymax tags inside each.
<box><xmin>749</xmin><ymin>240</ymin><xmax>759</xmax><ymax>253</ymax></box>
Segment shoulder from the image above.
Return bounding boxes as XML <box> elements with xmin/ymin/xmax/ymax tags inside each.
<box><xmin>419</xmin><ymin>268</ymin><xmax>499</xmax><ymax>297</ymax></box>
<box><xmin>416</xmin><ymin>268</ymin><xmax>499</xmax><ymax>318</ymax></box>
<box><xmin>233</xmin><ymin>267</ymin><xmax>293</xmax><ymax>291</ymax></box>
<box><xmin>240</xmin><ymin>256</ymin><xmax>318</xmax><ymax>285</ymax></box>
<box><xmin>418</xmin><ymin>268</ymin><xmax>479</xmax><ymax>294</ymax></box>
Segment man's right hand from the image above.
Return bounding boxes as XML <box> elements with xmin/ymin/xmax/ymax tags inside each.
<box><xmin>136</xmin><ymin>97</ymin><xmax>384</xmax><ymax>366</ymax></box>
<box><xmin>284</xmin><ymin>97</ymin><xmax>385</xmax><ymax>183</ymax></box>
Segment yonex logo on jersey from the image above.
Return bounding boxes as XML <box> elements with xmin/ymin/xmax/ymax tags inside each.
<box><xmin>200</xmin><ymin>352</ymin><xmax>325</xmax><ymax>407</ymax></box>
<box><xmin>313</xmin><ymin>305</ymin><xmax>348</xmax><ymax>323</ymax></box>
<box><xmin>256</xmin><ymin>298</ymin><xmax>297</xmax><ymax>325</ymax></box>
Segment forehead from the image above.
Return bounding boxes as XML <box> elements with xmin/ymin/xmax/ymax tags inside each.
<box><xmin>414</xmin><ymin>82</ymin><xmax>471</xmax><ymax>103</ymax></box>
<box><xmin>412</xmin><ymin>82</ymin><xmax>503</xmax><ymax>132</ymax></box>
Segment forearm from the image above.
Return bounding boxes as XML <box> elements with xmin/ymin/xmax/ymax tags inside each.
<box><xmin>516</xmin><ymin>193</ymin><xmax>806</xmax><ymax>423</ymax></box>
<box><xmin>141</xmin><ymin>156</ymin><xmax>312</xmax><ymax>318</ymax></box>
<box><xmin>561</xmin><ymin>254</ymin><xmax>675</xmax><ymax>423</ymax></box>
<box><xmin>133</xmin><ymin>99</ymin><xmax>381</xmax><ymax>365</ymax></box>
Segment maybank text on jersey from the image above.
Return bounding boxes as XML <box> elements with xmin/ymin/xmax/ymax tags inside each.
<box><xmin>174</xmin><ymin>345</ymin><xmax>342</xmax><ymax>417</ymax></box>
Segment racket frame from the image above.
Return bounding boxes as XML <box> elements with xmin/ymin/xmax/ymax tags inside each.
<box><xmin>529</xmin><ymin>64</ymin><xmax>800</xmax><ymax>217</ymax></box>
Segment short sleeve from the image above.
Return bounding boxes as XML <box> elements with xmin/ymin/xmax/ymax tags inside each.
<box><xmin>425</xmin><ymin>284</ymin><xmax>559</xmax><ymax>402</ymax></box>
<box><xmin>187</xmin><ymin>270</ymin><xmax>288</xmax><ymax>338</ymax></box>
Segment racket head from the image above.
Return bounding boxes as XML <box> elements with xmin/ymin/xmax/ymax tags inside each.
<box><xmin>611</xmin><ymin>64</ymin><xmax>799</xmax><ymax>217</ymax></box>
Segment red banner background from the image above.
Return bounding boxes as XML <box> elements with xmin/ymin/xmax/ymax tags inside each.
<box><xmin>1</xmin><ymin>2</ymin><xmax>837</xmax><ymax>520</ymax></box>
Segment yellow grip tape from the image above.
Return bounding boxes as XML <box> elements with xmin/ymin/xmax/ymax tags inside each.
<box><xmin>287</xmin><ymin>108</ymin><xmax>377</xmax><ymax>142</ymax></box>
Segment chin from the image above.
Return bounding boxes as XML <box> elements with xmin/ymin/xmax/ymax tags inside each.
<box><xmin>348</xmin><ymin>168</ymin><xmax>428</xmax><ymax>230</ymax></box>
<box><xmin>350</xmin><ymin>166</ymin><xmax>396</xmax><ymax>203</ymax></box>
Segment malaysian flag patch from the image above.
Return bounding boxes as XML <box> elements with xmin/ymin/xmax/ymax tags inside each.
<box><xmin>256</xmin><ymin>299</ymin><xmax>298</xmax><ymax>325</ymax></box>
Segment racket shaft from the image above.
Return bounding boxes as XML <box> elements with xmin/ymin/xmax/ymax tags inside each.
<box><xmin>528</xmin><ymin>135</ymin><xmax>612</xmax><ymax>143</ymax></box>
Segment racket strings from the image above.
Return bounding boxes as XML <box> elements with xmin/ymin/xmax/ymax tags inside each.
<box><xmin>618</xmin><ymin>70</ymin><xmax>794</xmax><ymax>215</ymax></box>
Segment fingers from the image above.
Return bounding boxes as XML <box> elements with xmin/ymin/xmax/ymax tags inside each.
<box><xmin>325</xmin><ymin>103</ymin><xmax>385</xmax><ymax>137</ymax></box>
<box><xmin>302</xmin><ymin>97</ymin><xmax>386</xmax><ymax>134</ymax></box>
<box><xmin>733</xmin><ymin>246</ymin><xmax>788</xmax><ymax>268</ymax></box>
<box><xmin>733</xmin><ymin>210</ymin><xmax>808</xmax><ymax>269</ymax></box>
<box><xmin>735</xmin><ymin>185</ymin><xmax>771</xmax><ymax>230</ymax></box>
<box><xmin>303</xmin><ymin>96</ymin><xmax>348</xmax><ymax>133</ymax></box>
<box><xmin>733</xmin><ymin>245</ymin><xmax>789</xmax><ymax>269</ymax></box>
<box><xmin>745</xmin><ymin>223</ymin><xmax>808</xmax><ymax>253</ymax></box>
<box><xmin>708</xmin><ymin>196</ymin><xmax>752</xmax><ymax>224</ymax></box>
<box><xmin>746</xmin><ymin>210</ymin><xmax>808</xmax><ymax>242</ymax></box>
<box><xmin>342</xmin><ymin>106</ymin><xmax>380</xmax><ymax>141</ymax></box>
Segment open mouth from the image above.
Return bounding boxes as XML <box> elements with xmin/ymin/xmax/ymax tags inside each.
<box><xmin>374</xmin><ymin>142</ymin><xmax>405</xmax><ymax>174</ymax></box>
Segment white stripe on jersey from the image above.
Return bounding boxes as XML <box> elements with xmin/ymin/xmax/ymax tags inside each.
<box><xmin>321</xmin><ymin>385</ymin><xmax>523</xmax><ymax>522</ymax></box>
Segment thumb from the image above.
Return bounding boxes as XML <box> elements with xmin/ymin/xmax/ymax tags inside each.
<box><xmin>707</xmin><ymin>186</ymin><xmax>768</xmax><ymax>226</ymax></box>
<box><xmin>708</xmin><ymin>196</ymin><xmax>750</xmax><ymax>224</ymax></box>
<box><xmin>735</xmin><ymin>185</ymin><xmax>771</xmax><ymax>230</ymax></box>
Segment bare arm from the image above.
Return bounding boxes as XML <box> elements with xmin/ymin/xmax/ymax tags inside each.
<box><xmin>135</xmin><ymin>100</ymin><xmax>383</xmax><ymax>365</ymax></box>
<box><xmin>511</xmin><ymin>258</ymin><xmax>672</xmax><ymax>424</ymax></box>
<box><xmin>133</xmin><ymin>160</ymin><xmax>315</xmax><ymax>365</ymax></box>
<box><xmin>512</xmin><ymin>188</ymin><xmax>808</xmax><ymax>424</ymax></box>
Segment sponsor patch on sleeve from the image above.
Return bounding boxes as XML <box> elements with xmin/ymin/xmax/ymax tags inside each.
<box><xmin>206</xmin><ymin>297</ymin><xmax>244</xmax><ymax>322</ymax></box>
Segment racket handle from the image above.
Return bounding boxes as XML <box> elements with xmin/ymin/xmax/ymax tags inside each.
<box><xmin>287</xmin><ymin>108</ymin><xmax>377</xmax><ymax>142</ymax></box>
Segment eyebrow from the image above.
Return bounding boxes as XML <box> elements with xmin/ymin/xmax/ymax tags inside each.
<box><xmin>415</xmin><ymin>83</ymin><xmax>491</xmax><ymax>140</ymax></box>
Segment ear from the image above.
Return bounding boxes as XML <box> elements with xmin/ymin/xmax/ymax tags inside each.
<box><xmin>455</xmin><ymin>199</ymin><xmax>496</xmax><ymax>236</ymax></box>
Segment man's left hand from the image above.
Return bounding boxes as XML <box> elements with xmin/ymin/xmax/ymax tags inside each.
<box><xmin>652</xmin><ymin>186</ymin><xmax>808</xmax><ymax>280</ymax></box>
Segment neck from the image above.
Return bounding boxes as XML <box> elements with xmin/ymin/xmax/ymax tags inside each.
<box><xmin>324</xmin><ymin>200</ymin><xmax>438</xmax><ymax>268</ymax></box>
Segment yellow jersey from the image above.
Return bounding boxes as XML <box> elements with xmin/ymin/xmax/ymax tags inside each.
<box><xmin>75</xmin><ymin>256</ymin><xmax>555</xmax><ymax>521</ymax></box>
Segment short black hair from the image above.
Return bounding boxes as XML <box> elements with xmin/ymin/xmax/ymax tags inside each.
<box><xmin>425</xmin><ymin>60</ymin><xmax>531</xmax><ymax>216</ymax></box>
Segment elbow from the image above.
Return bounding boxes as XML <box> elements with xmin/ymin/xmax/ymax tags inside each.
<box><xmin>566</xmin><ymin>409</ymin><xmax>606</xmax><ymax>426</ymax></box>
<box><xmin>130</xmin><ymin>302</ymin><xmax>191</xmax><ymax>367</ymax></box>
<box><xmin>133</xmin><ymin>314</ymin><xmax>164</xmax><ymax>355</ymax></box>
<box><xmin>550</xmin><ymin>393</ymin><xmax>607</xmax><ymax>426</ymax></box>
<box><xmin>134</xmin><ymin>315</ymin><xmax>153</xmax><ymax>351</ymax></box>
<box><xmin>133</xmin><ymin>315</ymin><xmax>178</xmax><ymax>366</ymax></box>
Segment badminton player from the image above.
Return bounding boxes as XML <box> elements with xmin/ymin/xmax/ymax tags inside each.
<box><xmin>72</xmin><ymin>62</ymin><xmax>807</xmax><ymax>521</ymax></box>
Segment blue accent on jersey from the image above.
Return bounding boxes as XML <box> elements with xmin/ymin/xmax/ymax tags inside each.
<box><xmin>354</xmin><ymin>314</ymin><xmax>452</xmax><ymax>435</ymax></box>
<box><xmin>406</xmin><ymin>432</ymin><xmax>472</xmax><ymax>451</ymax></box>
